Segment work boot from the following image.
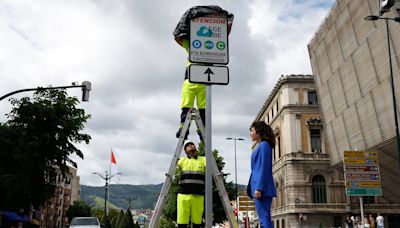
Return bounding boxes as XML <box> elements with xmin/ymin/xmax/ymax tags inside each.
<box><xmin>176</xmin><ymin>128</ymin><xmax>189</xmax><ymax>140</ymax></box>
<box><xmin>196</xmin><ymin>128</ymin><xmax>204</xmax><ymax>142</ymax></box>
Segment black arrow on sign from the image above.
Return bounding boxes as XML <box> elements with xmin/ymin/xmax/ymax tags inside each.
<box><xmin>204</xmin><ymin>68</ymin><xmax>214</xmax><ymax>82</ymax></box>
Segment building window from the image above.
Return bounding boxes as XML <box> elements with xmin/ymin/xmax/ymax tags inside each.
<box><xmin>276</xmin><ymin>220</ymin><xmax>280</xmax><ymax>228</ymax></box>
<box><xmin>281</xmin><ymin>179</ymin><xmax>285</xmax><ymax>207</ymax></box>
<box><xmin>312</xmin><ymin>175</ymin><xmax>326</xmax><ymax>203</ymax></box>
<box><xmin>271</xmin><ymin>108</ymin><xmax>274</xmax><ymax>118</ymax></box>
<box><xmin>275</xmin><ymin>182</ymin><xmax>279</xmax><ymax>207</ymax></box>
<box><xmin>276</xmin><ymin>101</ymin><xmax>279</xmax><ymax>112</ymax></box>
<box><xmin>277</xmin><ymin>137</ymin><xmax>281</xmax><ymax>158</ymax></box>
<box><xmin>310</xmin><ymin>129</ymin><xmax>321</xmax><ymax>153</ymax></box>
<box><xmin>334</xmin><ymin>216</ymin><xmax>342</xmax><ymax>227</ymax></box>
<box><xmin>267</xmin><ymin>114</ymin><xmax>270</xmax><ymax>123</ymax></box>
<box><xmin>282</xmin><ymin>219</ymin><xmax>285</xmax><ymax>228</ymax></box>
<box><xmin>272</xmin><ymin>147</ymin><xmax>276</xmax><ymax>162</ymax></box>
<box><xmin>308</xmin><ymin>91</ymin><xmax>318</xmax><ymax>104</ymax></box>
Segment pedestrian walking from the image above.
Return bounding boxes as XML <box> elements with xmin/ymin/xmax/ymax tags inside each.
<box><xmin>376</xmin><ymin>213</ymin><xmax>384</xmax><ymax>228</ymax></box>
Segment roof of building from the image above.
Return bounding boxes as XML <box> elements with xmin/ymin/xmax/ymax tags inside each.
<box><xmin>254</xmin><ymin>74</ymin><xmax>314</xmax><ymax>121</ymax></box>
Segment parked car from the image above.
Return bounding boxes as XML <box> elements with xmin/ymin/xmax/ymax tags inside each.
<box><xmin>69</xmin><ymin>217</ymin><xmax>101</xmax><ymax>228</ymax></box>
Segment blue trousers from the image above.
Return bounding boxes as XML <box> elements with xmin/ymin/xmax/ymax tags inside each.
<box><xmin>254</xmin><ymin>196</ymin><xmax>273</xmax><ymax>228</ymax></box>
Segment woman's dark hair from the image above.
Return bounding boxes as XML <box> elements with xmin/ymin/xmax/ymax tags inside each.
<box><xmin>250</xmin><ymin>121</ymin><xmax>275</xmax><ymax>147</ymax></box>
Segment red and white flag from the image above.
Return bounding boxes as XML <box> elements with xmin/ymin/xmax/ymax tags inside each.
<box><xmin>110</xmin><ymin>150</ymin><xmax>121</xmax><ymax>183</ymax></box>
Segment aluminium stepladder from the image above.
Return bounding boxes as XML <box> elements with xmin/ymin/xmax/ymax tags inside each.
<box><xmin>148</xmin><ymin>108</ymin><xmax>238</xmax><ymax>228</ymax></box>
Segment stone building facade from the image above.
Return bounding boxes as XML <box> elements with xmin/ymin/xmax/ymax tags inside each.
<box><xmin>308</xmin><ymin>0</ymin><xmax>400</xmax><ymax>226</ymax></box>
<box><xmin>254</xmin><ymin>74</ymin><xmax>347</xmax><ymax>228</ymax></box>
<box><xmin>40</xmin><ymin>166</ymin><xmax>80</xmax><ymax>228</ymax></box>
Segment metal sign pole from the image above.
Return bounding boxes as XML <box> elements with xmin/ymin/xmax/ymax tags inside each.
<box><xmin>205</xmin><ymin>85</ymin><xmax>213</xmax><ymax>228</ymax></box>
<box><xmin>360</xmin><ymin>196</ymin><xmax>365</xmax><ymax>228</ymax></box>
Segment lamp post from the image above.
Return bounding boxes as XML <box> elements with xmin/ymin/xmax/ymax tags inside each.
<box><xmin>226</xmin><ymin>137</ymin><xmax>245</xmax><ymax>224</ymax></box>
<box><xmin>364</xmin><ymin>15</ymin><xmax>400</xmax><ymax>170</ymax></box>
<box><xmin>93</xmin><ymin>171</ymin><xmax>122</xmax><ymax>216</ymax></box>
<box><xmin>0</xmin><ymin>81</ymin><xmax>92</xmax><ymax>102</ymax></box>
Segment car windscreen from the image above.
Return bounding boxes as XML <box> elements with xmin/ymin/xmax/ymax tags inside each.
<box><xmin>70</xmin><ymin>218</ymin><xmax>99</xmax><ymax>225</ymax></box>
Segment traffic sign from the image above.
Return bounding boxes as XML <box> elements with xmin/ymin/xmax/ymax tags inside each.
<box><xmin>189</xmin><ymin>15</ymin><xmax>229</xmax><ymax>64</ymax></box>
<box><xmin>345</xmin><ymin>165</ymin><xmax>379</xmax><ymax>173</ymax></box>
<box><xmin>344</xmin><ymin>158</ymin><xmax>379</xmax><ymax>165</ymax></box>
<box><xmin>343</xmin><ymin>150</ymin><xmax>382</xmax><ymax>196</ymax></box>
<box><xmin>189</xmin><ymin>64</ymin><xmax>229</xmax><ymax>85</ymax></box>
<box><xmin>345</xmin><ymin>173</ymin><xmax>381</xmax><ymax>181</ymax></box>
<box><xmin>346</xmin><ymin>188</ymin><xmax>382</xmax><ymax>196</ymax></box>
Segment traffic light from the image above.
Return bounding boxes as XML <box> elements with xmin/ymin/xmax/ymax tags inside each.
<box><xmin>81</xmin><ymin>81</ymin><xmax>91</xmax><ymax>102</ymax></box>
<box><xmin>380</xmin><ymin>0</ymin><xmax>395</xmax><ymax>15</ymax></box>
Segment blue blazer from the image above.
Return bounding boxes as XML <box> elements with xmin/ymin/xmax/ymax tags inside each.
<box><xmin>248</xmin><ymin>141</ymin><xmax>276</xmax><ymax>198</ymax></box>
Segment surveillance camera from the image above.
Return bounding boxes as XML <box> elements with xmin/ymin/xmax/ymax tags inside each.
<box><xmin>72</xmin><ymin>82</ymin><xmax>79</xmax><ymax>86</ymax></box>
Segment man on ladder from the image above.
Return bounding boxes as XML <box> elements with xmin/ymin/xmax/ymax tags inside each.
<box><xmin>173</xmin><ymin>5</ymin><xmax>234</xmax><ymax>141</ymax></box>
<box><xmin>176</xmin><ymin>142</ymin><xmax>206</xmax><ymax>228</ymax></box>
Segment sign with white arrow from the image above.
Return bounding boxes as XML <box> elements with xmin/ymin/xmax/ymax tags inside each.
<box><xmin>188</xmin><ymin>64</ymin><xmax>229</xmax><ymax>85</ymax></box>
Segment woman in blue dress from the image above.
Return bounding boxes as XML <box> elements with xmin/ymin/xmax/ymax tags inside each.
<box><xmin>248</xmin><ymin>121</ymin><xmax>276</xmax><ymax>228</ymax></box>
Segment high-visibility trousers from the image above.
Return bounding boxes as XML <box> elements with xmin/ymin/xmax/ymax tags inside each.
<box><xmin>181</xmin><ymin>79</ymin><xmax>206</xmax><ymax>109</ymax></box>
<box><xmin>177</xmin><ymin>193</ymin><xmax>204</xmax><ymax>225</ymax></box>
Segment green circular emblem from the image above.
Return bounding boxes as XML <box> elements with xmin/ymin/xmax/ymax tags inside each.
<box><xmin>216</xmin><ymin>41</ymin><xmax>226</xmax><ymax>50</ymax></box>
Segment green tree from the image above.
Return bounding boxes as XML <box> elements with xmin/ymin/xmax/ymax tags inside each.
<box><xmin>66</xmin><ymin>200</ymin><xmax>92</xmax><ymax>222</ymax></box>
<box><xmin>115</xmin><ymin>210</ymin><xmax>125</xmax><ymax>228</ymax></box>
<box><xmin>111</xmin><ymin>216</ymin><xmax>118</xmax><ymax>228</ymax></box>
<box><xmin>161</xmin><ymin>142</ymin><xmax>235</xmax><ymax>226</ymax></box>
<box><xmin>102</xmin><ymin>215</ymin><xmax>112</xmax><ymax>228</ymax></box>
<box><xmin>135</xmin><ymin>221</ymin><xmax>140</xmax><ymax>228</ymax></box>
<box><xmin>124</xmin><ymin>209</ymin><xmax>135</xmax><ymax>228</ymax></box>
<box><xmin>0</xmin><ymin>89</ymin><xmax>91</xmax><ymax>211</ymax></box>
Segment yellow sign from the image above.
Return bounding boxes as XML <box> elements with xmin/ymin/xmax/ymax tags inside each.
<box><xmin>344</xmin><ymin>158</ymin><xmax>379</xmax><ymax>165</ymax></box>
<box><xmin>344</xmin><ymin>151</ymin><xmax>366</xmax><ymax>157</ymax></box>
<box><xmin>344</xmin><ymin>151</ymin><xmax>378</xmax><ymax>158</ymax></box>
<box><xmin>346</xmin><ymin>181</ymin><xmax>381</xmax><ymax>188</ymax></box>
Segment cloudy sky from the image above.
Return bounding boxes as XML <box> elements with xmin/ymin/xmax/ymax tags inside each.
<box><xmin>0</xmin><ymin>0</ymin><xmax>335</xmax><ymax>186</ymax></box>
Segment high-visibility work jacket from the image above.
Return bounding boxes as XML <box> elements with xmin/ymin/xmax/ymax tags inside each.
<box><xmin>177</xmin><ymin>155</ymin><xmax>206</xmax><ymax>195</ymax></box>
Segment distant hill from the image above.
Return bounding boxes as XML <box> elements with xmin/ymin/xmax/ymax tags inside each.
<box><xmin>80</xmin><ymin>183</ymin><xmax>246</xmax><ymax>210</ymax></box>
<box><xmin>80</xmin><ymin>184</ymin><xmax>162</xmax><ymax>209</ymax></box>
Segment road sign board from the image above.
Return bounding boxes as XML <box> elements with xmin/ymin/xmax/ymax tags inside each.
<box><xmin>189</xmin><ymin>64</ymin><xmax>229</xmax><ymax>85</ymax></box>
<box><xmin>343</xmin><ymin>150</ymin><xmax>382</xmax><ymax>196</ymax></box>
<box><xmin>189</xmin><ymin>15</ymin><xmax>229</xmax><ymax>64</ymax></box>
<box><xmin>346</xmin><ymin>181</ymin><xmax>381</xmax><ymax>188</ymax></box>
<box><xmin>344</xmin><ymin>158</ymin><xmax>379</xmax><ymax>166</ymax></box>
<box><xmin>346</xmin><ymin>188</ymin><xmax>382</xmax><ymax>196</ymax></box>
<box><xmin>345</xmin><ymin>173</ymin><xmax>381</xmax><ymax>181</ymax></box>
<box><xmin>345</xmin><ymin>165</ymin><xmax>379</xmax><ymax>173</ymax></box>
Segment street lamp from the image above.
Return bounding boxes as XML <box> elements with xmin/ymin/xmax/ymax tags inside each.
<box><xmin>0</xmin><ymin>81</ymin><xmax>92</xmax><ymax>102</ymax></box>
<box><xmin>364</xmin><ymin>15</ymin><xmax>400</xmax><ymax>170</ymax></box>
<box><xmin>225</xmin><ymin>137</ymin><xmax>245</xmax><ymax>224</ymax></box>
<box><xmin>93</xmin><ymin>171</ymin><xmax>122</xmax><ymax>216</ymax></box>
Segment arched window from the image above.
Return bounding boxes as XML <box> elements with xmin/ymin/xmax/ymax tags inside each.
<box><xmin>312</xmin><ymin>175</ymin><xmax>327</xmax><ymax>203</ymax></box>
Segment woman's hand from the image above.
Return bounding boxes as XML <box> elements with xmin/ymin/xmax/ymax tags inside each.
<box><xmin>254</xmin><ymin>190</ymin><xmax>262</xmax><ymax>199</ymax></box>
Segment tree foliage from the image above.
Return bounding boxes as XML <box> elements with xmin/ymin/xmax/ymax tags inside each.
<box><xmin>161</xmin><ymin>142</ymin><xmax>235</xmax><ymax>226</ymax></box>
<box><xmin>124</xmin><ymin>209</ymin><xmax>135</xmax><ymax>228</ymax></box>
<box><xmin>66</xmin><ymin>200</ymin><xmax>91</xmax><ymax>222</ymax></box>
<box><xmin>103</xmin><ymin>216</ymin><xmax>112</xmax><ymax>228</ymax></box>
<box><xmin>115</xmin><ymin>210</ymin><xmax>125</xmax><ymax>228</ymax></box>
<box><xmin>0</xmin><ymin>89</ymin><xmax>91</xmax><ymax>210</ymax></box>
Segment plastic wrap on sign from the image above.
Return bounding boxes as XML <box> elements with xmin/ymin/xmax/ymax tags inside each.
<box><xmin>173</xmin><ymin>5</ymin><xmax>234</xmax><ymax>38</ymax></box>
